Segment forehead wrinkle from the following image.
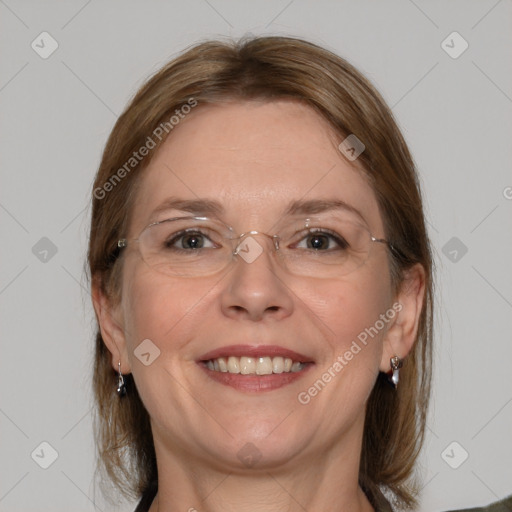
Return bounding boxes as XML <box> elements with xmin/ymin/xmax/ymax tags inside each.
<box><xmin>284</xmin><ymin>199</ymin><xmax>367</xmax><ymax>224</ymax></box>
<box><xmin>150</xmin><ymin>197</ymin><xmax>366</xmax><ymax>223</ymax></box>
<box><xmin>150</xmin><ymin>197</ymin><xmax>224</xmax><ymax>219</ymax></box>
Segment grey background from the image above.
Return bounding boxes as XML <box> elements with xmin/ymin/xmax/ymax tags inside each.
<box><xmin>1</xmin><ymin>1</ymin><xmax>511</xmax><ymax>511</ymax></box>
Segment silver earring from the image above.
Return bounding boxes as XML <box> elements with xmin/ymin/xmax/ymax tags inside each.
<box><xmin>116</xmin><ymin>361</ymin><xmax>127</xmax><ymax>397</ymax></box>
<box><xmin>387</xmin><ymin>355</ymin><xmax>403</xmax><ymax>389</ymax></box>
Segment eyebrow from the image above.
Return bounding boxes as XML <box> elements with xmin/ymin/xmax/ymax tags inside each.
<box><xmin>284</xmin><ymin>199</ymin><xmax>366</xmax><ymax>222</ymax></box>
<box><xmin>150</xmin><ymin>197</ymin><xmax>224</xmax><ymax>218</ymax></box>
<box><xmin>150</xmin><ymin>197</ymin><xmax>366</xmax><ymax>223</ymax></box>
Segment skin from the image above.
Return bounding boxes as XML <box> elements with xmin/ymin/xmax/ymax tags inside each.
<box><xmin>93</xmin><ymin>100</ymin><xmax>425</xmax><ymax>512</ymax></box>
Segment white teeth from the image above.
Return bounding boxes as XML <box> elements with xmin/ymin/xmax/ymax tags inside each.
<box><xmin>227</xmin><ymin>356</ymin><xmax>240</xmax><ymax>374</ymax></box>
<box><xmin>291</xmin><ymin>361</ymin><xmax>302</xmax><ymax>372</ymax></box>
<box><xmin>205</xmin><ymin>355</ymin><xmax>305</xmax><ymax>375</ymax></box>
<box><xmin>256</xmin><ymin>357</ymin><xmax>273</xmax><ymax>375</ymax></box>
<box><xmin>217</xmin><ymin>357</ymin><xmax>228</xmax><ymax>372</ymax></box>
<box><xmin>272</xmin><ymin>356</ymin><xmax>284</xmax><ymax>374</ymax></box>
<box><xmin>240</xmin><ymin>356</ymin><xmax>255</xmax><ymax>374</ymax></box>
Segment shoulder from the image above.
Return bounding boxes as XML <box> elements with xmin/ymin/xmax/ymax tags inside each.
<box><xmin>443</xmin><ymin>494</ymin><xmax>512</xmax><ymax>512</ymax></box>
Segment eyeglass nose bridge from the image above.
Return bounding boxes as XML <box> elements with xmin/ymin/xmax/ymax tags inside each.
<box><xmin>232</xmin><ymin>230</ymin><xmax>281</xmax><ymax>258</ymax></box>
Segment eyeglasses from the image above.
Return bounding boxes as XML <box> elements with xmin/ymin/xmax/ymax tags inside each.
<box><xmin>117</xmin><ymin>215</ymin><xmax>393</xmax><ymax>278</ymax></box>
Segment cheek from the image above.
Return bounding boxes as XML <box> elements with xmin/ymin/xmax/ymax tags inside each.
<box><xmin>304</xmin><ymin>276</ymin><xmax>390</xmax><ymax>347</ymax></box>
<box><xmin>297</xmin><ymin>267</ymin><xmax>393</xmax><ymax>392</ymax></box>
<box><xmin>288</xmin><ymin>273</ymin><xmax>392</xmax><ymax>438</ymax></box>
<box><xmin>119</xmin><ymin>266</ymin><xmax>217</xmax><ymax>418</ymax></box>
<box><xmin>121</xmin><ymin>265</ymin><xmax>209</xmax><ymax>352</ymax></box>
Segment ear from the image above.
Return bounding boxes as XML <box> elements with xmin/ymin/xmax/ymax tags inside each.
<box><xmin>91</xmin><ymin>278</ymin><xmax>131</xmax><ymax>374</ymax></box>
<box><xmin>380</xmin><ymin>263</ymin><xmax>426</xmax><ymax>372</ymax></box>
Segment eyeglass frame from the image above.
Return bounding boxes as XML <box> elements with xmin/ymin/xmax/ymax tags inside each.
<box><xmin>115</xmin><ymin>215</ymin><xmax>399</xmax><ymax>276</ymax></box>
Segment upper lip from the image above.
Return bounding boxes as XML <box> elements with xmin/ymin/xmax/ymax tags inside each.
<box><xmin>199</xmin><ymin>345</ymin><xmax>314</xmax><ymax>363</ymax></box>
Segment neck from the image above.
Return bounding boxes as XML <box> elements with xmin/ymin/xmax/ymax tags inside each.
<box><xmin>147</xmin><ymin>423</ymin><xmax>375</xmax><ymax>512</ymax></box>
<box><xmin>149</xmin><ymin>478</ymin><xmax>373</xmax><ymax>512</ymax></box>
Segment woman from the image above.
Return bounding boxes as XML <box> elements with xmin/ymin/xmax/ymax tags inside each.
<box><xmin>88</xmin><ymin>36</ymin><xmax>507</xmax><ymax>511</ymax></box>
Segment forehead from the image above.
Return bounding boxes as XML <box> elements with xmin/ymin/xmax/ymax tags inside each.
<box><xmin>130</xmin><ymin>100</ymin><xmax>383</xmax><ymax>234</ymax></box>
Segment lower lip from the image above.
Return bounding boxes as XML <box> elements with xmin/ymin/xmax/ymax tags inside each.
<box><xmin>199</xmin><ymin>363</ymin><xmax>313</xmax><ymax>392</ymax></box>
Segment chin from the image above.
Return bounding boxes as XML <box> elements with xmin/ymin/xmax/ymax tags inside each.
<box><xmin>202</xmin><ymin>417</ymin><xmax>317</xmax><ymax>471</ymax></box>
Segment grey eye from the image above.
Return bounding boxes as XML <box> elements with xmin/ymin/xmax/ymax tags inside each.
<box><xmin>165</xmin><ymin>231</ymin><xmax>217</xmax><ymax>250</ymax></box>
<box><xmin>295</xmin><ymin>230</ymin><xmax>349</xmax><ymax>251</ymax></box>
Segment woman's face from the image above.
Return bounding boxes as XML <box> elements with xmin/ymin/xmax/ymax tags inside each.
<box><xmin>108</xmin><ymin>100</ymin><xmax>406</xmax><ymax>471</ymax></box>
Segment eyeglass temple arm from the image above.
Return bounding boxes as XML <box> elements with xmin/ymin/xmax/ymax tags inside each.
<box><xmin>372</xmin><ymin>236</ymin><xmax>405</xmax><ymax>260</ymax></box>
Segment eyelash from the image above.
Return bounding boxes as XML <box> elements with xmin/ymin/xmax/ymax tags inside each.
<box><xmin>163</xmin><ymin>228</ymin><xmax>350</xmax><ymax>251</ymax></box>
<box><xmin>291</xmin><ymin>229</ymin><xmax>349</xmax><ymax>250</ymax></box>
<box><xmin>164</xmin><ymin>230</ymin><xmax>217</xmax><ymax>250</ymax></box>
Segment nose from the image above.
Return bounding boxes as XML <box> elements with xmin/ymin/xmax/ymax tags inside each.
<box><xmin>220</xmin><ymin>235</ymin><xmax>294</xmax><ymax>322</ymax></box>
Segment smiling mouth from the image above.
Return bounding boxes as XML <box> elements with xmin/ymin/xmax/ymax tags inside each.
<box><xmin>198</xmin><ymin>345</ymin><xmax>314</xmax><ymax>391</ymax></box>
<box><xmin>203</xmin><ymin>356</ymin><xmax>307</xmax><ymax>375</ymax></box>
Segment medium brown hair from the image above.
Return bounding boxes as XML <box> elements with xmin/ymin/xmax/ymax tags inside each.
<box><xmin>88</xmin><ymin>35</ymin><xmax>433</xmax><ymax>509</ymax></box>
